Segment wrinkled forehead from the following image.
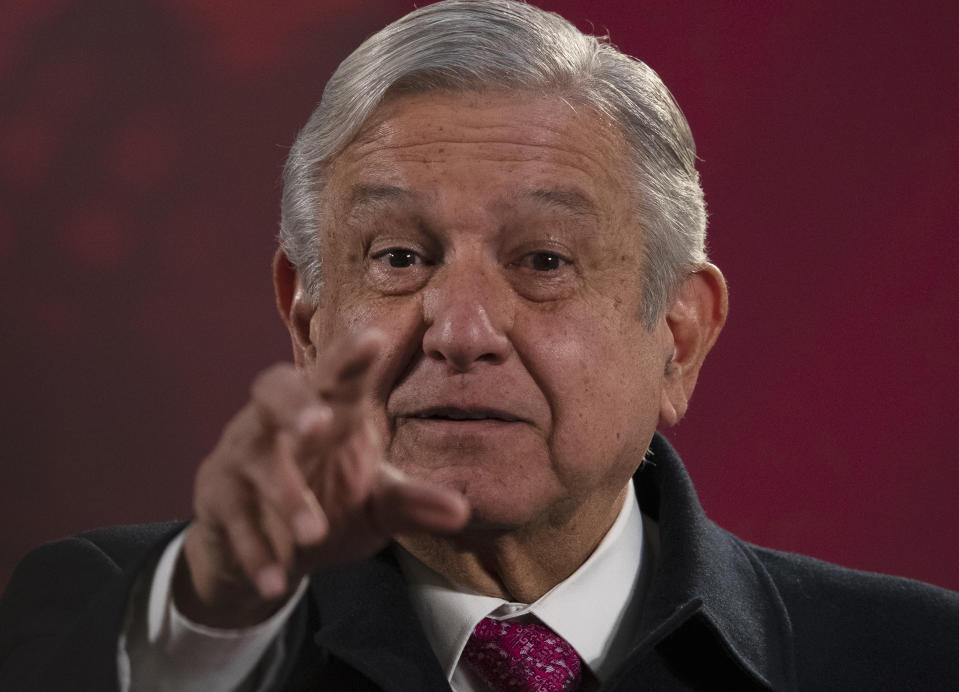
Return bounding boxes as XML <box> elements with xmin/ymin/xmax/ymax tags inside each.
<box><xmin>321</xmin><ymin>90</ymin><xmax>638</xmax><ymax>221</ymax></box>
<box><xmin>351</xmin><ymin>86</ymin><xmax>624</xmax><ymax>151</ymax></box>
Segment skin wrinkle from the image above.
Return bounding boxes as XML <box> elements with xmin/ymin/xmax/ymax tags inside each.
<box><xmin>519</xmin><ymin>187</ymin><xmax>601</xmax><ymax>223</ymax></box>
<box><xmin>349</xmin><ymin>197</ymin><xmax>612</xmax><ymax>279</ymax></box>
<box><xmin>349</xmin><ymin>183</ymin><xmax>600</xmax><ymax>227</ymax></box>
<box><xmin>349</xmin><ymin>93</ymin><xmax>622</xmax><ymax>173</ymax></box>
<box><xmin>298</xmin><ymin>91</ymin><xmax>696</xmax><ymax>601</ymax></box>
<box><xmin>347</xmin><ymin>139</ymin><xmax>620</xmax><ymax>184</ymax></box>
<box><xmin>348</xmin><ymin>209</ymin><xmax>601</xmax><ymax>319</ymax></box>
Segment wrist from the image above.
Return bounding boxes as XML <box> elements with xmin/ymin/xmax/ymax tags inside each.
<box><xmin>173</xmin><ymin>524</ymin><xmax>292</xmax><ymax>629</ymax></box>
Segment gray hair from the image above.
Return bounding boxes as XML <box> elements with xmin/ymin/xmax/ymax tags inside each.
<box><xmin>279</xmin><ymin>0</ymin><xmax>707</xmax><ymax>327</ymax></box>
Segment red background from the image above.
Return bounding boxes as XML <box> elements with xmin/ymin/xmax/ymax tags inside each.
<box><xmin>2</xmin><ymin>1</ymin><xmax>957</xmax><ymax>594</ymax></box>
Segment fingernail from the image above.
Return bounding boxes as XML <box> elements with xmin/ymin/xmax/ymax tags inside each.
<box><xmin>256</xmin><ymin>565</ymin><xmax>287</xmax><ymax>600</ymax></box>
<box><xmin>293</xmin><ymin>510</ymin><xmax>327</xmax><ymax>545</ymax></box>
<box><xmin>295</xmin><ymin>405</ymin><xmax>331</xmax><ymax>435</ymax></box>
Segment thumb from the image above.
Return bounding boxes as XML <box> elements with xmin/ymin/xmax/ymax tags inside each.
<box><xmin>368</xmin><ymin>465</ymin><xmax>471</xmax><ymax>536</ymax></box>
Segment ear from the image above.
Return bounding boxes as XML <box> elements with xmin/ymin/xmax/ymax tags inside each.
<box><xmin>272</xmin><ymin>249</ymin><xmax>317</xmax><ymax>367</ymax></box>
<box><xmin>659</xmin><ymin>263</ymin><xmax>728</xmax><ymax>427</ymax></box>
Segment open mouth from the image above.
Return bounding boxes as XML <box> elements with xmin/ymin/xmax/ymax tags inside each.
<box><xmin>411</xmin><ymin>407</ymin><xmax>521</xmax><ymax>423</ymax></box>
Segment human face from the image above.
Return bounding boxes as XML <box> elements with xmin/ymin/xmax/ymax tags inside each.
<box><xmin>306</xmin><ymin>91</ymin><xmax>675</xmax><ymax>531</ymax></box>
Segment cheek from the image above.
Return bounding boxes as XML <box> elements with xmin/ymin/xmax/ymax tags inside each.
<box><xmin>527</xmin><ymin>316</ymin><xmax>662</xmax><ymax>481</ymax></box>
<box><xmin>330</xmin><ymin>296</ymin><xmax>426</xmax><ymax>399</ymax></box>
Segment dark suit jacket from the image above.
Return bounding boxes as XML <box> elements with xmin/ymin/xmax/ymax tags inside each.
<box><xmin>2</xmin><ymin>433</ymin><xmax>958</xmax><ymax>691</ymax></box>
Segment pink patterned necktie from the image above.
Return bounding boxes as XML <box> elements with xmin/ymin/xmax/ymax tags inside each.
<box><xmin>462</xmin><ymin>617</ymin><xmax>583</xmax><ymax>692</ymax></box>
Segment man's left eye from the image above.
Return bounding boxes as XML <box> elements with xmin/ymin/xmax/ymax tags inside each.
<box><xmin>519</xmin><ymin>252</ymin><xmax>570</xmax><ymax>271</ymax></box>
<box><xmin>373</xmin><ymin>248</ymin><xmax>420</xmax><ymax>268</ymax></box>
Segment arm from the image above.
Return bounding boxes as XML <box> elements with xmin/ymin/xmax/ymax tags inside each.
<box><xmin>0</xmin><ymin>330</ymin><xmax>468</xmax><ymax>690</ymax></box>
<box><xmin>122</xmin><ymin>531</ymin><xmax>308</xmax><ymax>692</ymax></box>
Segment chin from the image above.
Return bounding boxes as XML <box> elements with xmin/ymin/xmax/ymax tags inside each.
<box><xmin>449</xmin><ymin>471</ymin><xmax>566</xmax><ymax>533</ymax></box>
<box><xmin>388</xmin><ymin>438</ymin><xmax>570</xmax><ymax>527</ymax></box>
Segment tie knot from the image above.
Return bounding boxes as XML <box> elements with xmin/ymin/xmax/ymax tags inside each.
<box><xmin>462</xmin><ymin>617</ymin><xmax>583</xmax><ymax>692</ymax></box>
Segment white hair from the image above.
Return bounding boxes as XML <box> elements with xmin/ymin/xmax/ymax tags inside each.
<box><xmin>279</xmin><ymin>0</ymin><xmax>707</xmax><ymax>327</ymax></box>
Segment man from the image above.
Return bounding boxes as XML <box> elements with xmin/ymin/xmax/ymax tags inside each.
<box><xmin>1</xmin><ymin>1</ymin><xmax>957</xmax><ymax>690</ymax></box>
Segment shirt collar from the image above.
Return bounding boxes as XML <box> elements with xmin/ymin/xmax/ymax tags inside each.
<box><xmin>308</xmin><ymin>433</ymin><xmax>797</xmax><ymax>691</ymax></box>
<box><xmin>395</xmin><ymin>482</ymin><xmax>647</xmax><ymax>684</ymax></box>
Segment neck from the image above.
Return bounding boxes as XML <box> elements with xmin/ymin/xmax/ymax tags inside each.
<box><xmin>396</xmin><ymin>484</ymin><xmax>629</xmax><ymax>603</ymax></box>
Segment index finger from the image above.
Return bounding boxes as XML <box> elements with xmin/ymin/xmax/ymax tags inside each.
<box><xmin>250</xmin><ymin>329</ymin><xmax>385</xmax><ymax>434</ymax></box>
<box><xmin>250</xmin><ymin>363</ymin><xmax>329</xmax><ymax>435</ymax></box>
<box><xmin>310</xmin><ymin>328</ymin><xmax>386</xmax><ymax>405</ymax></box>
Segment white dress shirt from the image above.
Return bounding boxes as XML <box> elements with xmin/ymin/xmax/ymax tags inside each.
<box><xmin>120</xmin><ymin>482</ymin><xmax>649</xmax><ymax>691</ymax></box>
<box><xmin>396</xmin><ymin>482</ymin><xmax>649</xmax><ymax>690</ymax></box>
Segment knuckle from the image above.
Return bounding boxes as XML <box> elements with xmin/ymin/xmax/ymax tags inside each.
<box><xmin>252</xmin><ymin>362</ymin><xmax>291</xmax><ymax>389</ymax></box>
<box><xmin>251</xmin><ymin>363</ymin><xmax>300</xmax><ymax>403</ymax></box>
<box><xmin>229</xmin><ymin>525</ymin><xmax>269</xmax><ymax>565</ymax></box>
<box><xmin>242</xmin><ymin>459</ymin><xmax>303</xmax><ymax>515</ymax></box>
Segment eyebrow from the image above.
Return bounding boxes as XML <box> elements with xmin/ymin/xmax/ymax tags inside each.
<box><xmin>345</xmin><ymin>183</ymin><xmax>600</xmax><ymax>223</ymax></box>
<box><xmin>347</xmin><ymin>183</ymin><xmax>418</xmax><ymax>212</ymax></box>
<box><xmin>517</xmin><ymin>187</ymin><xmax>600</xmax><ymax>221</ymax></box>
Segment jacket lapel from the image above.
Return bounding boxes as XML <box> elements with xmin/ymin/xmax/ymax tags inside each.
<box><xmin>308</xmin><ymin>549</ymin><xmax>452</xmax><ymax>691</ymax></box>
<box><xmin>611</xmin><ymin>432</ymin><xmax>798</xmax><ymax>691</ymax></box>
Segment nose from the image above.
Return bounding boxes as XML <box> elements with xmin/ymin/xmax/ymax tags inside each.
<box><xmin>421</xmin><ymin>262</ymin><xmax>513</xmax><ymax>372</ymax></box>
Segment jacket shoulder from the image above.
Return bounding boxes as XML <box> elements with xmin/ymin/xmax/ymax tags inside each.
<box><xmin>1</xmin><ymin>521</ymin><xmax>184</xmax><ymax>624</ymax></box>
<box><xmin>0</xmin><ymin>521</ymin><xmax>185</xmax><ymax>692</ymax></box>
<box><xmin>751</xmin><ymin>544</ymin><xmax>959</xmax><ymax>688</ymax></box>
<box><xmin>74</xmin><ymin>521</ymin><xmax>187</xmax><ymax>565</ymax></box>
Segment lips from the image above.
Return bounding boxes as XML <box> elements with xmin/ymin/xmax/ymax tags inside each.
<box><xmin>409</xmin><ymin>406</ymin><xmax>522</xmax><ymax>423</ymax></box>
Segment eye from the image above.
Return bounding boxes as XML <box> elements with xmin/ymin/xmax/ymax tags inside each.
<box><xmin>507</xmin><ymin>247</ymin><xmax>577</xmax><ymax>301</ymax></box>
<box><xmin>518</xmin><ymin>251</ymin><xmax>571</xmax><ymax>272</ymax></box>
<box><xmin>372</xmin><ymin>247</ymin><xmax>421</xmax><ymax>268</ymax></box>
<box><xmin>366</xmin><ymin>244</ymin><xmax>433</xmax><ymax>295</ymax></box>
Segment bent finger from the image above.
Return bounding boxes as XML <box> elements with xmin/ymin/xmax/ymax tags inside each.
<box><xmin>251</xmin><ymin>363</ymin><xmax>331</xmax><ymax>436</ymax></box>
<box><xmin>215</xmin><ymin>486</ymin><xmax>290</xmax><ymax>600</ymax></box>
<box><xmin>242</xmin><ymin>430</ymin><xmax>329</xmax><ymax>547</ymax></box>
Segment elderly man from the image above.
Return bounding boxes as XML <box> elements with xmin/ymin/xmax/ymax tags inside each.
<box><xmin>2</xmin><ymin>1</ymin><xmax>958</xmax><ymax>691</ymax></box>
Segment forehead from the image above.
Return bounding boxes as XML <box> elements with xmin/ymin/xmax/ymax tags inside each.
<box><xmin>322</xmin><ymin>91</ymin><xmax>637</xmax><ymax>223</ymax></box>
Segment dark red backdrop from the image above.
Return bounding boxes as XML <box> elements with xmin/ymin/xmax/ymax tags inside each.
<box><xmin>2</xmin><ymin>1</ymin><xmax>957</xmax><ymax>595</ymax></box>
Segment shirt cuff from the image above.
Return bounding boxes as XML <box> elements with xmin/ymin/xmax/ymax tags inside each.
<box><xmin>122</xmin><ymin>528</ymin><xmax>308</xmax><ymax>692</ymax></box>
